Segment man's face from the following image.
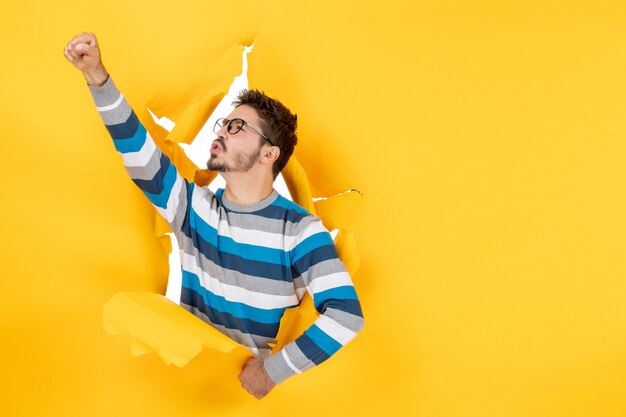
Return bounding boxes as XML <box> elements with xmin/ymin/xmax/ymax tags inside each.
<box><xmin>207</xmin><ymin>105</ymin><xmax>266</xmax><ymax>173</ymax></box>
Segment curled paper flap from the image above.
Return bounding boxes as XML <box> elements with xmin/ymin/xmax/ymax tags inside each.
<box><xmin>103</xmin><ymin>292</ymin><xmax>240</xmax><ymax>367</ymax></box>
<box><xmin>163</xmin><ymin>93</ymin><xmax>225</xmax><ymax>145</ymax></box>
<box><xmin>334</xmin><ymin>229</ymin><xmax>361</xmax><ymax>277</ymax></box>
<box><xmin>281</xmin><ymin>155</ymin><xmax>317</xmax><ymax>215</ymax></box>
<box><xmin>314</xmin><ymin>189</ymin><xmax>363</xmax><ymax>232</ymax></box>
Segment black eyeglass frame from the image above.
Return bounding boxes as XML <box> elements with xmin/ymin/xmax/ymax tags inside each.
<box><xmin>214</xmin><ymin>118</ymin><xmax>276</xmax><ymax>146</ymax></box>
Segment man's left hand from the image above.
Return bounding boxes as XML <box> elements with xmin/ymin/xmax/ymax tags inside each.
<box><xmin>238</xmin><ymin>357</ymin><xmax>276</xmax><ymax>399</ymax></box>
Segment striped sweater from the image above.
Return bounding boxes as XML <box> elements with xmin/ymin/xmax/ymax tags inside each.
<box><xmin>88</xmin><ymin>76</ymin><xmax>364</xmax><ymax>384</ymax></box>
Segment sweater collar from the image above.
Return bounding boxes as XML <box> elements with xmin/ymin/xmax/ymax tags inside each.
<box><xmin>219</xmin><ymin>188</ymin><xmax>279</xmax><ymax>213</ymax></box>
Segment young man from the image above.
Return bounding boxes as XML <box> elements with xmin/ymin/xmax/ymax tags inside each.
<box><xmin>64</xmin><ymin>32</ymin><xmax>364</xmax><ymax>399</ymax></box>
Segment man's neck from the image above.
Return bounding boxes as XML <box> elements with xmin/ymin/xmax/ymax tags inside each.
<box><xmin>222</xmin><ymin>170</ymin><xmax>275</xmax><ymax>205</ymax></box>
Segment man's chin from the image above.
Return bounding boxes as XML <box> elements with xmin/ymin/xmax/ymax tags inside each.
<box><xmin>207</xmin><ymin>160</ymin><xmax>228</xmax><ymax>172</ymax></box>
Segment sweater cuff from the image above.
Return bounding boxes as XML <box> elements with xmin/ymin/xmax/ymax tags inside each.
<box><xmin>263</xmin><ymin>349</ymin><xmax>299</xmax><ymax>385</ymax></box>
<box><xmin>87</xmin><ymin>75</ymin><xmax>121</xmax><ymax>108</ymax></box>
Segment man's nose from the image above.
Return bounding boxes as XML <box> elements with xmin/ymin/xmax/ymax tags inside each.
<box><xmin>217</xmin><ymin>125</ymin><xmax>228</xmax><ymax>139</ymax></box>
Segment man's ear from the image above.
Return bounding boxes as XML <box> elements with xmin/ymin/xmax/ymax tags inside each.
<box><xmin>261</xmin><ymin>145</ymin><xmax>280</xmax><ymax>165</ymax></box>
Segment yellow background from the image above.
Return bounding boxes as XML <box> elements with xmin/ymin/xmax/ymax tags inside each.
<box><xmin>2</xmin><ymin>0</ymin><xmax>626</xmax><ymax>416</ymax></box>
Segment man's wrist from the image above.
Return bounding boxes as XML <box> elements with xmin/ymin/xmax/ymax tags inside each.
<box><xmin>261</xmin><ymin>359</ymin><xmax>277</xmax><ymax>387</ymax></box>
<box><xmin>263</xmin><ymin>351</ymin><xmax>297</xmax><ymax>385</ymax></box>
<box><xmin>83</xmin><ymin>66</ymin><xmax>109</xmax><ymax>87</ymax></box>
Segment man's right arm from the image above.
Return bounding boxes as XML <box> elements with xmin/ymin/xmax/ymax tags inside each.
<box><xmin>64</xmin><ymin>32</ymin><xmax>191</xmax><ymax>230</ymax></box>
<box><xmin>87</xmin><ymin>76</ymin><xmax>190</xmax><ymax>229</ymax></box>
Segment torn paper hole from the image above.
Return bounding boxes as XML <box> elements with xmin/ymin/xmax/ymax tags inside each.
<box><xmin>147</xmin><ymin>43</ymin><xmax>294</xmax><ymax>303</ymax></box>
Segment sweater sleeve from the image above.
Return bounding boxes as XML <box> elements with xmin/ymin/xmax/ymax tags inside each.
<box><xmin>263</xmin><ymin>216</ymin><xmax>365</xmax><ymax>384</ymax></box>
<box><xmin>87</xmin><ymin>76</ymin><xmax>191</xmax><ymax>231</ymax></box>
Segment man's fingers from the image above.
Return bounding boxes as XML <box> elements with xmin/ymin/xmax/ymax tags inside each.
<box><xmin>71</xmin><ymin>32</ymin><xmax>96</xmax><ymax>47</ymax></box>
<box><xmin>67</xmin><ymin>46</ymin><xmax>79</xmax><ymax>60</ymax></box>
<box><xmin>67</xmin><ymin>33</ymin><xmax>99</xmax><ymax>57</ymax></box>
<box><xmin>63</xmin><ymin>48</ymin><xmax>74</xmax><ymax>62</ymax></box>
<box><xmin>75</xmin><ymin>42</ymin><xmax>97</xmax><ymax>56</ymax></box>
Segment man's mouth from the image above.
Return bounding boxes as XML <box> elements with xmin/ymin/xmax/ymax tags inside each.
<box><xmin>210</xmin><ymin>139</ymin><xmax>225</xmax><ymax>154</ymax></box>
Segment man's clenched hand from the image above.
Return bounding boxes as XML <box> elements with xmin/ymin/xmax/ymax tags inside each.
<box><xmin>238</xmin><ymin>357</ymin><xmax>276</xmax><ymax>399</ymax></box>
<box><xmin>63</xmin><ymin>32</ymin><xmax>109</xmax><ymax>87</ymax></box>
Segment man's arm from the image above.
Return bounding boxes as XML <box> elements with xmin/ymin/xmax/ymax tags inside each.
<box><xmin>265</xmin><ymin>216</ymin><xmax>365</xmax><ymax>384</ymax></box>
<box><xmin>64</xmin><ymin>33</ymin><xmax>191</xmax><ymax>230</ymax></box>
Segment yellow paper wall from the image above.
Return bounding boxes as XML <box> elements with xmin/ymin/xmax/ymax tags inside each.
<box><xmin>2</xmin><ymin>1</ymin><xmax>626</xmax><ymax>416</ymax></box>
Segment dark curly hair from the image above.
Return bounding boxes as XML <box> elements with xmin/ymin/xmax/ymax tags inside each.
<box><xmin>233</xmin><ymin>90</ymin><xmax>298</xmax><ymax>179</ymax></box>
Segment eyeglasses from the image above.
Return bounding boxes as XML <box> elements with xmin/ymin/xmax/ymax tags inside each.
<box><xmin>213</xmin><ymin>118</ymin><xmax>275</xmax><ymax>146</ymax></box>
